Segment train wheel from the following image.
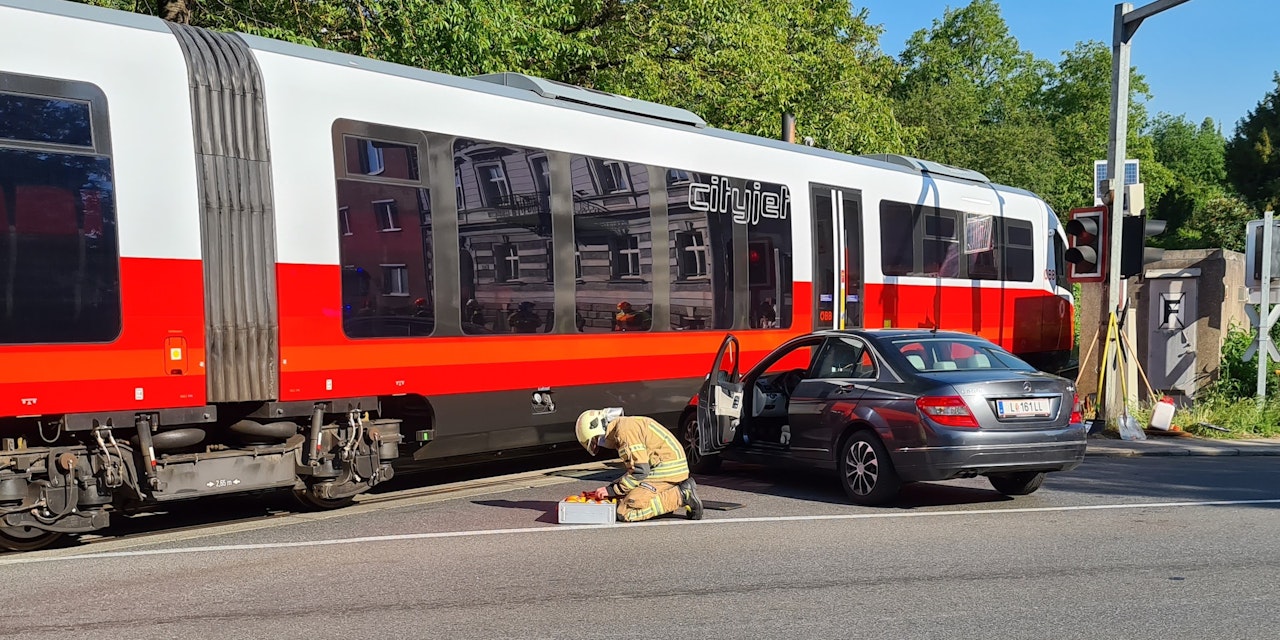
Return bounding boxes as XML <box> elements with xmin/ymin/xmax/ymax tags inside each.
<box><xmin>0</xmin><ymin>526</ymin><xmax>64</xmax><ymax>552</ymax></box>
<box><xmin>291</xmin><ymin>487</ymin><xmax>355</xmax><ymax>512</ymax></box>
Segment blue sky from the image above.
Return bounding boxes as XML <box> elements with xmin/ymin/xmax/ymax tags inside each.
<box><xmin>857</xmin><ymin>0</ymin><xmax>1277</xmax><ymax>136</ymax></box>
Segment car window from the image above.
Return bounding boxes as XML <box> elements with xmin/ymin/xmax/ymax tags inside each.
<box><xmin>762</xmin><ymin>344</ymin><xmax>817</xmax><ymax>375</ymax></box>
<box><xmin>890</xmin><ymin>338</ymin><xmax>1034</xmax><ymax>372</ymax></box>
<box><xmin>812</xmin><ymin>338</ymin><xmax>876</xmax><ymax>379</ymax></box>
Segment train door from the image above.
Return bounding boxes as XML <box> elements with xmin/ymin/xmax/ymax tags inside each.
<box><xmin>810</xmin><ymin>184</ymin><xmax>864</xmax><ymax>330</ymax></box>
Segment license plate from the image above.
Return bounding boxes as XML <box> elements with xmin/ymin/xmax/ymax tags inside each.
<box><xmin>996</xmin><ymin>398</ymin><xmax>1052</xmax><ymax>418</ymax></box>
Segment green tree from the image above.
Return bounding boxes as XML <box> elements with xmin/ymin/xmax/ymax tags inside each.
<box><xmin>892</xmin><ymin>0</ymin><xmax>1063</xmax><ymax>201</ymax></box>
<box><xmin>79</xmin><ymin>0</ymin><xmax>911</xmax><ymax>155</ymax></box>
<box><xmin>1147</xmin><ymin>113</ymin><xmax>1235</xmax><ymax>248</ymax></box>
<box><xmin>1226</xmin><ymin>73</ymin><xmax>1280</xmax><ymax>211</ymax></box>
<box><xmin>1037</xmin><ymin>40</ymin><xmax>1171</xmax><ymax>219</ymax></box>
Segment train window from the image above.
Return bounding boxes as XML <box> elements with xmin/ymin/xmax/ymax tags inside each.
<box><xmin>879</xmin><ymin>201</ymin><xmax>914</xmax><ymax>276</ymax></box>
<box><xmin>574</xmin><ymin>155</ymin><xmax>652</xmax><ymax>332</ymax></box>
<box><xmin>335</xmin><ymin>125</ymin><xmax>433</xmax><ymax>337</ymax></box>
<box><xmin>1003</xmin><ymin>219</ymin><xmax>1035</xmax><ymax>282</ymax></box>
<box><xmin>456</xmin><ymin>137</ymin><xmax>555</xmax><ymax>334</ymax></box>
<box><xmin>1053</xmin><ymin>230</ymin><xmax>1069</xmax><ymax>290</ymax></box>
<box><xmin>666</xmin><ymin>169</ymin><xmax>793</xmax><ymax>331</ymax></box>
<box><xmin>0</xmin><ymin>79</ymin><xmax>121</xmax><ymax>345</ymax></box>
<box><xmin>922</xmin><ymin>208</ymin><xmax>960</xmax><ymax>278</ymax></box>
<box><xmin>0</xmin><ymin>93</ymin><xmax>93</xmax><ymax>148</ymax></box>
<box><xmin>746</xmin><ymin>183</ymin><xmax>793</xmax><ymax>330</ymax></box>
<box><xmin>668</xmin><ymin>168</ymin><xmax>727</xmax><ymax>331</ymax></box>
<box><xmin>964</xmin><ymin>213</ymin><xmax>1000</xmax><ymax>280</ymax></box>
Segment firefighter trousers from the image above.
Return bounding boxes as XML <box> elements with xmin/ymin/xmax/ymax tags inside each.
<box><xmin>616</xmin><ymin>481</ymin><xmax>684</xmax><ymax>522</ymax></box>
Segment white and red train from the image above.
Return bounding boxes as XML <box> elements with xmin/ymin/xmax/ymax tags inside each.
<box><xmin>0</xmin><ymin>0</ymin><xmax>1074</xmax><ymax>550</ymax></box>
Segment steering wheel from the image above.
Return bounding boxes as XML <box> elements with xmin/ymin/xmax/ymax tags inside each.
<box><xmin>780</xmin><ymin>368</ymin><xmax>806</xmax><ymax>396</ymax></box>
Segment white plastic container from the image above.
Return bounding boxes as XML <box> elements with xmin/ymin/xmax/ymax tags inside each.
<box><xmin>557</xmin><ymin>500</ymin><xmax>617</xmax><ymax>525</ymax></box>
<box><xmin>1148</xmin><ymin>397</ymin><xmax>1176</xmax><ymax>431</ymax></box>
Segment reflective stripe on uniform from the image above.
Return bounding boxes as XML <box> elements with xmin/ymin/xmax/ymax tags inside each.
<box><xmin>645</xmin><ymin>421</ymin><xmax>685</xmax><ymax>461</ymax></box>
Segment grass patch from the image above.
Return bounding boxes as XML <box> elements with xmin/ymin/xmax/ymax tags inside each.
<box><xmin>1115</xmin><ymin>396</ymin><xmax>1280</xmax><ymax>439</ymax></box>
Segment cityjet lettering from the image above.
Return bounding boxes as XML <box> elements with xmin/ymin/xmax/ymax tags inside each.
<box><xmin>687</xmin><ymin>176</ymin><xmax>790</xmax><ymax>225</ymax></box>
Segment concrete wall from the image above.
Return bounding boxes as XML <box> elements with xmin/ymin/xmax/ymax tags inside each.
<box><xmin>1075</xmin><ymin>249</ymin><xmax>1247</xmax><ymax>407</ymax></box>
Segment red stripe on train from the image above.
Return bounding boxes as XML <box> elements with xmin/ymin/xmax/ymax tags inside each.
<box><xmin>862</xmin><ymin>282</ymin><xmax>1072</xmax><ymax>354</ymax></box>
<box><xmin>276</xmin><ymin>262</ymin><xmax>812</xmax><ymax>401</ymax></box>
<box><xmin>0</xmin><ymin>257</ymin><xmax>207</xmax><ymax>417</ymax></box>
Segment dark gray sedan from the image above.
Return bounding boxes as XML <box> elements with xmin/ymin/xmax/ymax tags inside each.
<box><xmin>686</xmin><ymin>329</ymin><xmax>1087</xmax><ymax>506</ymax></box>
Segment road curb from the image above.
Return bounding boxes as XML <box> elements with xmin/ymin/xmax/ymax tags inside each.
<box><xmin>1085</xmin><ymin>442</ymin><xmax>1280</xmax><ymax>457</ymax></box>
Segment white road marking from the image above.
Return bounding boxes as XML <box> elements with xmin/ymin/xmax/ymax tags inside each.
<box><xmin>4</xmin><ymin>498</ymin><xmax>1279</xmax><ymax>566</ymax></box>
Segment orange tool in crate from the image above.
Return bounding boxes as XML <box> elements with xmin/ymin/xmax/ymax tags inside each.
<box><xmin>557</xmin><ymin>491</ymin><xmax>618</xmax><ymax>524</ymax></box>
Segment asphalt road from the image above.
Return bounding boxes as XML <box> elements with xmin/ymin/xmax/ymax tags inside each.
<box><xmin>2</xmin><ymin>455</ymin><xmax>1279</xmax><ymax>640</ymax></box>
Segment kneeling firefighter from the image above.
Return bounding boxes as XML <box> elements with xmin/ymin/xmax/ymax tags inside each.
<box><xmin>575</xmin><ymin>408</ymin><xmax>704</xmax><ymax>522</ymax></box>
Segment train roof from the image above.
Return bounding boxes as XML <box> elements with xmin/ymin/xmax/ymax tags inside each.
<box><xmin>10</xmin><ymin>0</ymin><xmax>1049</xmax><ymax>199</ymax></box>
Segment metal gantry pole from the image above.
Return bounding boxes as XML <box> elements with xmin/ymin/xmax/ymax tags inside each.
<box><xmin>1101</xmin><ymin>2</ymin><xmax>1132</xmax><ymax>427</ymax></box>
<box><xmin>1100</xmin><ymin>0</ymin><xmax>1193</xmax><ymax>427</ymax></box>
<box><xmin>1259</xmin><ymin>210</ymin><xmax>1274</xmax><ymax>400</ymax></box>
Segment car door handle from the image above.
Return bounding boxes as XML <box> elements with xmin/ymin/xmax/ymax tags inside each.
<box><xmin>835</xmin><ymin>384</ymin><xmax>858</xmax><ymax>395</ymax></box>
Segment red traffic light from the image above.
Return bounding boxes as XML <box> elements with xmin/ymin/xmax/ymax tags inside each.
<box><xmin>1065</xmin><ymin>206</ymin><xmax>1107</xmax><ymax>283</ymax></box>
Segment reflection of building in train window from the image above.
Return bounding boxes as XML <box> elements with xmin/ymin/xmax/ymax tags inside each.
<box><xmin>593</xmin><ymin>159</ymin><xmax>631</xmax><ymax>193</ymax></box>
<box><xmin>381</xmin><ymin>264</ymin><xmax>408</xmax><ymax>296</ymax></box>
<box><xmin>676</xmin><ymin>230</ymin><xmax>707</xmax><ymax>279</ymax></box>
<box><xmin>613</xmin><ymin>235</ymin><xmax>641</xmax><ymax>278</ymax></box>
<box><xmin>530</xmin><ymin>155</ymin><xmax>550</xmax><ymax>194</ymax></box>
<box><xmin>454</xmin><ymin>165</ymin><xmax>466</xmax><ymax>209</ymax></box>
<box><xmin>476</xmin><ymin>163</ymin><xmax>510</xmax><ymax>206</ymax></box>
<box><xmin>374</xmin><ymin>200</ymin><xmax>400</xmax><ymax>231</ymax></box>
<box><xmin>360</xmin><ymin>140</ymin><xmax>385</xmax><ymax>175</ymax></box>
<box><xmin>495</xmin><ymin>243</ymin><xmax>520</xmax><ymax>282</ymax></box>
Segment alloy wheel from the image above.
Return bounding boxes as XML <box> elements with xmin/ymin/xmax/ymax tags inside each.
<box><xmin>844</xmin><ymin>440</ymin><xmax>880</xmax><ymax>496</ymax></box>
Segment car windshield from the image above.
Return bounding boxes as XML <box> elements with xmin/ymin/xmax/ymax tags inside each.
<box><xmin>889</xmin><ymin>338</ymin><xmax>1034</xmax><ymax>372</ymax></box>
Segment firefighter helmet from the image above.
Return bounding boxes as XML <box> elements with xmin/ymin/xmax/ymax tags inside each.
<box><xmin>575</xmin><ymin>408</ymin><xmax>622</xmax><ymax>455</ymax></box>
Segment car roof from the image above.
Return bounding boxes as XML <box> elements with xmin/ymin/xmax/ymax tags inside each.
<box><xmin>807</xmin><ymin>329</ymin><xmax>995</xmax><ymax>342</ymax></box>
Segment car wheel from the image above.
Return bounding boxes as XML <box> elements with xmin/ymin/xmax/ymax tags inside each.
<box><xmin>680</xmin><ymin>410</ymin><xmax>722</xmax><ymax>474</ymax></box>
<box><xmin>838</xmin><ymin>430</ymin><xmax>900</xmax><ymax>506</ymax></box>
<box><xmin>988</xmin><ymin>471</ymin><xmax>1046</xmax><ymax>496</ymax></box>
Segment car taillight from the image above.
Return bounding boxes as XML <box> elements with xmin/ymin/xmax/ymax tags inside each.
<box><xmin>916</xmin><ymin>396</ymin><xmax>979</xmax><ymax>428</ymax></box>
<box><xmin>1070</xmin><ymin>393</ymin><xmax>1083</xmax><ymax>424</ymax></box>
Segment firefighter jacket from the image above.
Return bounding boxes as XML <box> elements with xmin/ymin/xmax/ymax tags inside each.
<box><xmin>603</xmin><ymin>416</ymin><xmax>690</xmax><ymax>496</ymax></box>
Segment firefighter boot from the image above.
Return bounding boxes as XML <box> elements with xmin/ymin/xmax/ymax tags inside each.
<box><xmin>679</xmin><ymin>478</ymin><xmax>704</xmax><ymax>520</ymax></box>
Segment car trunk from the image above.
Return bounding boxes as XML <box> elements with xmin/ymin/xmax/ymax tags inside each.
<box><xmin>925</xmin><ymin>371</ymin><xmax>1072</xmax><ymax>431</ymax></box>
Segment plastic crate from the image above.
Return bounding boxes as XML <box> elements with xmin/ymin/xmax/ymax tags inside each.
<box><xmin>557</xmin><ymin>500</ymin><xmax>617</xmax><ymax>525</ymax></box>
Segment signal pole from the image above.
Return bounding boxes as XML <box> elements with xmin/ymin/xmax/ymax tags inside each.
<box><xmin>1099</xmin><ymin>0</ymin><xmax>1191</xmax><ymax>427</ymax></box>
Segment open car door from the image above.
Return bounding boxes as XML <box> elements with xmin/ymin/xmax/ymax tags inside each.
<box><xmin>696</xmin><ymin>333</ymin><xmax>743</xmax><ymax>456</ymax></box>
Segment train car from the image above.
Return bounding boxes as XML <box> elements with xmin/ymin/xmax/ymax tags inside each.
<box><xmin>0</xmin><ymin>0</ymin><xmax>1074</xmax><ymax>550</ymax></box>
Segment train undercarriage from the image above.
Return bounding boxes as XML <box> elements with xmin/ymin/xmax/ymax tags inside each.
<box><xmin>0</xmin><ymin>398</ymin><xmax>402</xmax><ymax>552</ymax></box>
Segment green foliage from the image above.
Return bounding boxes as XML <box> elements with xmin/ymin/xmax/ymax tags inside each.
<box><xmin>1202</xmin><ymin>324</ymin><xmax>1280</xmax><ymax>400</ymax></box>
<box><xmin>76</xmin><ymin>0</ymin><xmax>1258</xmax><ymax>252</ymax></box>
<box><xmin>81</xmin><ymin>0</ymin><xmax>911</xmax><ymax>157</ymax></box>
<box><xmin>892</xmin><ymin>0</ymin><xmax>1064</xmax><ymax>208</ymax></box>
<box><xmin>1226</xmin><ymin>73</ymin><xmax>1280</xmax><ymax>211</ymax></box>
<box><xmin>1172</xmin><ymin>397</ymin><xmax>1280</xmax><ymax>438</ymax></box>
<box><xmin>1151</xmin><ymin>114</ymin><xmax>1227</xmax><ymax>186</ymax></box>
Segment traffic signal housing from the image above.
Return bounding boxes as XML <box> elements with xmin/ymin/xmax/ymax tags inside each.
<box><xmin>1065</xmin><ymin>206</ymin><xmax>1107</xmax><ymax>283</ymax></box>
<box><xmin>1119</xmin><ymin>214</ymin><xmax>1166</xmax><ymax>278</ymax></box>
